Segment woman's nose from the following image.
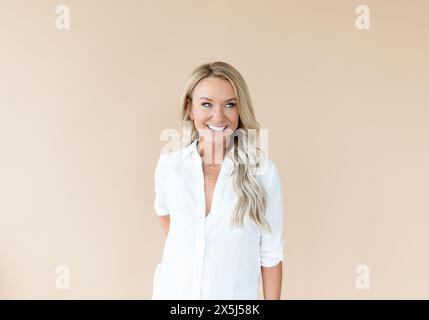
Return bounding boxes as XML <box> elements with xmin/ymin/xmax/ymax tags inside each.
<box><xmin>211</xmin><ymin>106</ymin><xmax>225</xmax><ymax>121</ymax></box>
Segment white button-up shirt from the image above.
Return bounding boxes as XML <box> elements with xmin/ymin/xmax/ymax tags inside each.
<box><xmin>151</xmin><ymin>139</ymin><xmax>284</xmax><ymax>300</ymax></box>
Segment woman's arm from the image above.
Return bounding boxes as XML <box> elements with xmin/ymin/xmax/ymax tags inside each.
<box><xmin>159</xmin><ymin>215</ymin><xmax>170</xmax><ymax>236</ymax></box>
<box><xmin>261</xmin><ymin>261</ymin><xmax>282</xmax><ymax>300</ymax></box>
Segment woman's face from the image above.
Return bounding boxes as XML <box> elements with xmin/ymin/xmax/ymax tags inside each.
<box><xmin>187</xmin><ymin>77</ymin><xmax>240</xmax><ymax>143</ymax></box>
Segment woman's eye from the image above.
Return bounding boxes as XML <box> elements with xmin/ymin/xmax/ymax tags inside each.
<box><xmin>201</xmin><ymin>102</ymin><xmax>235</xmax><ymax>108</ymax></box>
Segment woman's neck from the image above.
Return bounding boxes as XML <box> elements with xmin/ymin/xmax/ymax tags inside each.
<box><xmin>197</xmin><ymin>137</ymin><xmax>226</xmax><ymax>165</ymax></box>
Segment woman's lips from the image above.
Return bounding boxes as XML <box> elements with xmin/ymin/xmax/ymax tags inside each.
<box><xmin>207</xmin><ymin>124</ymin><xmax>227</xmax><ymax>133</ymax></box>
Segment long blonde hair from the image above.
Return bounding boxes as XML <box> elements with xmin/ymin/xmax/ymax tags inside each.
<box><xmin>177</xmin><ymin>61</ymin><xmax>272</xmax><ymax>234</ymax></box>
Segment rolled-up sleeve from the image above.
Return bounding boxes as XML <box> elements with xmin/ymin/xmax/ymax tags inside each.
<box><xmin>154</xmin><ymin>153</ymin><xmax>170</xmax><ymax>216</ymax></box>
<box><xmin>260</xmin><ymin>161</ymin><xmax>285</xmax><ymax>267</ymax></box>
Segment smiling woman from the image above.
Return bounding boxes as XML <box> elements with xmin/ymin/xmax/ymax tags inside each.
<box><xmin>152</xmin><ymin>61</ymin><xmax>284</xmax><ymax>300</ymax></box>
<box><xmin>187</xmin><ymin>76</ymin><xmax>240</xmax><ymax>164</ymax></box>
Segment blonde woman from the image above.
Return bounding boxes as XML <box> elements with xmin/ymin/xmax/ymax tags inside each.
<box><xmin>152</xmin><ymin>61</ymin><xmax>284</xmax><ymax>300</ymax></box>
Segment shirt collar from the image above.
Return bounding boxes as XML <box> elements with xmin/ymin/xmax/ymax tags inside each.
<box><xmin>181</xmin><ymin>139</ymin><xmax>234</xmax><ymax>171</ymax></box>
<box><xmin>180</xmin><ymin>139</ymin><xmax>198</xmax><ymax>159</ymax></box>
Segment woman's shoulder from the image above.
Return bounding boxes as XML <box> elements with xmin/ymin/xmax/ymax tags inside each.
<box><xmin>156</xmin><ymin>143</ymin><xmax>195</xmax><ymax>167</ymax></box>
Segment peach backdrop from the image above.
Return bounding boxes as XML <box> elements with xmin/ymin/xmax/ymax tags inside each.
<box><xmin>0</xmin><ymin>0</ymin><xmax>428</xmax><ymax>299</ymax></box>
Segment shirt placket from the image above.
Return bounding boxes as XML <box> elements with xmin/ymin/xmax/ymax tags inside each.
<box><xmin>192</xmin><ymin>148</ymin><xmax>228</xmax><ymax>299</ymax></box>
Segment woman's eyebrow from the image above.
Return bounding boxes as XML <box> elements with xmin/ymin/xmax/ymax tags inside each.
<box><xmin>198</xmin><ymin>97</ymin><xmax>237</xmax><ymax>102</ymax></box>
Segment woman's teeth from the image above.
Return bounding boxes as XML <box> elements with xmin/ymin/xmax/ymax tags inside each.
<box><xmin>207</xmin><ymin>125</ymin><xmax>226</xmax><ymax>132</ymax></box>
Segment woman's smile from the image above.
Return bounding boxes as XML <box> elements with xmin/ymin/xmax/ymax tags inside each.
<box><xmin>206</xmin><ymin>124</ymin><xmax>227</xmax><ymax>133</ymax></box>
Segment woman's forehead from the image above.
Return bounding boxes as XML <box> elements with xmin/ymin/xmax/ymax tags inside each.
<box><xmin>192</xmin><ymin>77</ymin><xmax>236</xmax><ymax>101</ymax></box>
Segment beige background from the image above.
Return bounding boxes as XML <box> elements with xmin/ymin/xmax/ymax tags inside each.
<box><xmin>0</xmin><ymin>0</ymin><xmax>428</xmax><ymax>299</ymax></box>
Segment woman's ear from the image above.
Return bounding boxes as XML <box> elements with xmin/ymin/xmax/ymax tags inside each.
<box><xmin>186</xmin><ymin>98</ymin><xmax>194</xmax><ymax>120</ymax></box>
